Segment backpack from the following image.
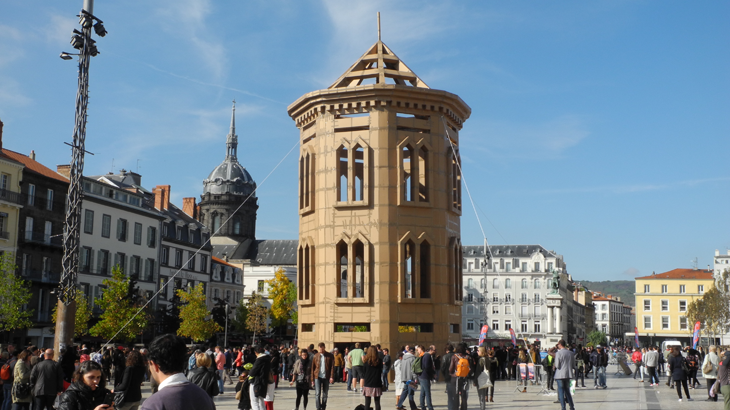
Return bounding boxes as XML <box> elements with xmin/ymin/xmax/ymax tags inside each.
<box><xmin>687</xmin><ymin>355</ymin><xmax>698</xmax><ymax>369</ymax></box>
<box><xmin>0</xmin><ymin>363</ymin><xmax>10</xmax><ymax>380</ymax></box>
<box><xmin>455</xmin><ymin>355</ymin><xmax>470</xmax><ymax>378</ymax></box>
<box><xmin>412</xmin><ymin>356</ymin><xmax>423</xmax><ymax>374</ymax></box>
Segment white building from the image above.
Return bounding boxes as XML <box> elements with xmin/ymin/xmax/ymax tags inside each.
<box><xmin>210</xmin><ymin>256</ymin><xmax>244</xmax><ymax>309</ymax></box>
<box><xmin>592</xmin><ymin>293</ymin><xmax>629</xmax><ymax>345</ymax></box>
<box><xmin>461</xmin><ymin>244</ymin><xmax>576</xmax><ymax>345</ymax></box>
<box><xmin>79</xmin><ymin>172</ymin><xmax>163</xmax><ymax>314</ymax></box>
<box><xmin>714</xmin><ymin>249</ymin><xmax>730</xmax><ymax>344</ymax></box>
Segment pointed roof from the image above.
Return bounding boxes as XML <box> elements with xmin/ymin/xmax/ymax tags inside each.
<box><xmin>329</xmin><ymin>40</ymin><xmax>429</xmax><ymax>89</ymax></box>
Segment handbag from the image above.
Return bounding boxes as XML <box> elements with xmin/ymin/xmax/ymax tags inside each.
<box><xmin>701</xmin><ymin>357</ymin><xmax>713</xmax><ymax>374</ymax></box>
<box><xmin>12</xmin><ymin>382</ymin><xmax>31</xmax><ymax>399</ymax></box>
<box><xmin>113</xmin><ymin>391</ymin><xmax>126</xmax><ymax>408</ymax></box>
<box><xmin>477</xmin><ymin>369</ymin><xmax>492</xmax><ymax>389</ymax></box>
<box><xmin>267</xmin><ymin>370</ymin><xmax>274</xmax><ymax>384</ymax></box>
<box><xmin>235</xmin><ymin>389</ymin><xmax>242</xmax><ymax>400</ymax></box>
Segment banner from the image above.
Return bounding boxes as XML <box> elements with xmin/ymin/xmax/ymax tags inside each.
<box><xmin>478</xmin><ymin>325</ymin><xmax>489</xmax><ymax>346</ymax></box>
<box><xmin>634</xmin><ymin>327</ymin><xmax>640</xmax><ymax>348</ymax></box>
<box><xmin>509</xmin><ymin>328</ymin><xmax>517</xmax><ymax>346</ymax></box>
<box><xmin>692</xmin><ymin>321</ymin><xmax>701</xmax><ymax>349</ymax></box>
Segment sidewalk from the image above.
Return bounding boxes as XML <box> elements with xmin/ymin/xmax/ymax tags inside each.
<box><xmin>138</xmin><ymin>369</ymin><xmax>723</xmax><ymax>409</ymax></box>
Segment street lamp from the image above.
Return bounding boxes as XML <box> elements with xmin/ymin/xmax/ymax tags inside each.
<box><xmin>224</xmin><ymin>303</ymin><xmax>229</xmax><ymax>348</ymax></box>
<box><xmin>54</xmin><ymin>0</ymin><xmax>107</xmax><ymax>359</ymax></box>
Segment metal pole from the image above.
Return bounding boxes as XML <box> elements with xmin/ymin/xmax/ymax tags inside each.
<box><xmin>224</xmin><ymin>304</ymin><xmax>228</xmax><ymax>348</ymax></box>
<box><xmin>54</xmin><ymin>0</ymin><xmax>104</xmax><ymax>360</ymax></box>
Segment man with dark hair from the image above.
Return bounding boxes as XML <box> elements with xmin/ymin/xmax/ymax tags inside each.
<box><xmin>417</xmin><ymin>345</ymin><xmax>435</xmax><ymax>410</ymax></box>
<box><xmin>311</xmin><ymin>343</ymin><xmax>334</xmax><ymax>410</ymax></box>
<box><xmin>382</xmin><ymin>348</ymin><xmax>391</xmax><ymax>392</ymax></box>
<box><xmin>249</xmin><ymin>345</ymin><xmax>272</xmax><ymax>410</ymax></box>
<box><xmin>140</xmin><ymin>334</ymin><xmax>215</xmax><ymax>410</ymax></box>
<box><xmin>29</xmin><ymin>349</ymin><xmax>63</xmax><ymax>410</ymax></box>
<box><xmin>553</xmin><ymin>340</ymin><xmax>575</xmax><ymax>410</ymax></box>
<box><xmin>441</xmin><ymin>344</ymin><xmax>455</xmax><ymax>401</ymax></box>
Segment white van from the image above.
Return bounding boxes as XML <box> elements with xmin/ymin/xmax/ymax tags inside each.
<box><xmin>661</xmin><ymin>340</ymin><xmax>682</xmax><ymax>353</ymax></box>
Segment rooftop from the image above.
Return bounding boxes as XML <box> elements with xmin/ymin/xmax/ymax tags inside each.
<box><xmin>1</xmin><ymin>149</ymin><xmax>68</xmax><ymax>183</ymax></box>
<box><xmin>636</xmin><ymin>268</ymin><xmax>714</xmax><ymax>280</ymax></box>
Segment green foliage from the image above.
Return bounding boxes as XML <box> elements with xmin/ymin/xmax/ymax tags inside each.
<box><xmin>231</xmin><ymin>299</ymin><xmax>249</xmax><ymax>333</ymax></box>
<box><xmin>52</xmin><ymin>289</ymin><xmax>91</xmax><ymax>337</ymax></box>
<box><xmin>287</xmin><ymin>283</ymin><xmax>298</xmax><ymax>325</ymax></box>
<box><xmin>265</xmin><ymin>269</ymin><xmax>295</xmax><ymax>326</ymax></box>
<box><xmin>0</xmin><ymin>253</ymin><xmax>33</xmax><ymax>331</ymax></box>
<box><xmin>578</xmin><ymin>280</ymin><xmax>636</xmax><ymax>307</ymax></box>
<box><xmin>687</xmin><ymin>273</ymin><xmax>730</xmax><ymax>341</ymax></box>
<box><xmin>588</xmin><ymin>330</ymin><xmax>608</xmax><ymax>347</ymax></box>
<box><xmin>177</xmin><ymin>283</ymin><xmax>221</xmax><ymax>342</ymax></box>
<box><xmin>89</xmin><ymin>266</ymin><xmax>149</xmax><ymax>342</ymax></box>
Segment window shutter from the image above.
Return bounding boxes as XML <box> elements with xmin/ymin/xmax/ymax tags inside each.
<box><xmin>88</xmin><ymin>250</ymin><xmax>95</xmax><ymax>274</ymax></box>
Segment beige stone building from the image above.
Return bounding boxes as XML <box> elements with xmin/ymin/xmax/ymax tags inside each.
<box><xmin>287</xmin><ymin>36</ymin><xmax>471</xmax><ymax>351</ymax></box>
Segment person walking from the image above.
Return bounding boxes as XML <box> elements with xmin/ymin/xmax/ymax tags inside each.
<box><xmin>55</xmin><ymin>361</ymin><xmax>112</xmax><ymax>410</ymax></box>
<box><xmin>573</xmin><ymin>346</ymin><xmax>587</xmax><ymax>388</ymax></box>
<box><xmin>381</xmin><ymin>349</ymin><xmax>391</xmax><ymax>392</ymax></box>
<box><xmin>214</xmin><ymin>346</ymin><xmax>226</xmax><ymax>395</ymax></box>
<box><xmin>415</xmin><ymin>345</ymin><xmax>435</xmax><ymax>410</ymax></box>
<box><xmin>645</xmin><ymin>346</ymin><xmax>659</xmax><ymax>386</ymax></box>
<box><xmin>332</xmin><ymin>349</ymin><xmax>343</xmax><ymax>384</ymax></box>
<box><xmin>11</xmin><ymin>350</ymin><xmax>31</xmax><ymax>410</ymax></box>
<box><xmin>344</xmin><ymin>348</ymin><xmax>352</xmax><ymax>391</ymax></box>
<box><xmin>186</xmin><ymin>353</ymin><xmax>219</xmax><ymax>398</ymax></box>
<box><xmin>440</xmin><ymin>345</ymin><xmax>454</xmax><ymax>397</ymax></box>
<box><xmin>393</xmin><ymin>352</ymin><xmax>404</xmax><ymax>401</ymax></box>
<box><xmin>310</xmin><ymin>343</ymin><xmax>333</xmax><ymax>410</ymax></box>
<box><xmin>235</xmin><ymin>370</ymin><xmax>252</xmax><ymax>410</ymax></box>
<box><xmin>686</xmin><ymin>348</ymin><xmax>701</xmax><ymax>389</ymax></box>
<box><xmin>553</xmin><ymin>340</ymin><xmax>575</xmax><ymax>410</ymax></box>
<box><xmin>112</xmin><ymin>350</ymin><xmax>146</xmax><ymax>410</ymax></box>
<box><xmin>289</xmin><ymin>349</ymin><xmax>311</xmax><ymax>410</ymax></box>
<box><xmin>362</xmin><ymin>346</ymin><xmax>383</xmax><ymax>410</ymax></box>
<box><xmin>347</xmin><ymin>343</ymin><xmax>364</xmax><ymax>393</ymax></box>
<box><xmin>668</xmin><ymin>346</ymin><xmax>692</xmax><ymax>402</ymax></box>
<box><xmin>631</xmin><ymin>348</ymin><xmax>642</xmax><ymax>381</ymax></box>
<box><xmin>248</xmin><ymin>346</ymin><xmax>272</xmax><ymax>410</ymax></box>
<box><xmin>517</xmin><ymin>349</ymin><xmax>529</xmax><ymax>393</ymax></box>
<box><xmin>448</xmin><ymin>343</ymin><xmax>474</xmax><ymax>410</ymax></box>
<box><xmin>702</xmin><ymin>345</ymin><xmax>720</xmax><ymax>402</ymax></box>
<box><xmin>474</xmin><ymin>347</ymin><xmax>490</xmax><ymax>410</ymax></box>
<box><xmin>595</xmin><ymin>347</ymin><xmax>608</xmax><ymax>389</ymax></box>
<box><xmin>29</xmin><ymin>349</ymin><xmax>62</xmax><ymax>410</ymax></box>
<box><xmin>542</xmin><ymin>348</ymin><xmax>555</xmax><ymax>391</ymax></box>
<box><xmin>395</xmin><ymin>347</ymin><xmax>416</xmax><ymax>410</ymax></box>
<box><xmin>716</xmin><ymin>350</ymin><xmax>729</xmax><ymax>410</ymax></box>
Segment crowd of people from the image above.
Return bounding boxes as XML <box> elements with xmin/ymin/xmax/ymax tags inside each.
<box><xmin>1</xmin><ymin>338</ymin><xmax>729</xmax><ymax>410</ymax></box>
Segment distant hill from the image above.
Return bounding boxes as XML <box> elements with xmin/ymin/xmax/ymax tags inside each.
<box><xmin>574</xmin><ymin>280</ymin><xmax>635</xmax><ymax>307</ymax></box>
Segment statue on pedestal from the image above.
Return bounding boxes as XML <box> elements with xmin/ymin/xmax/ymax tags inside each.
<box><xmin>549</xmin><ymin>269</ymin><xmax>560</xmax><ymax>295</ymax></box>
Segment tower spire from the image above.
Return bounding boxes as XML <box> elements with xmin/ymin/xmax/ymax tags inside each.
<box><xmin>226</xmin><ymin>100</ymin><xmax>238</xmax><ymax>160</ymax></box>
<box><xmin>377</xmin><ymin>12</ymin><xmax>381</xmax><ymax>42</ymax></box>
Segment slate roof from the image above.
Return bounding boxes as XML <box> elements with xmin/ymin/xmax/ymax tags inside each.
<box><xmin>462</xmin><ymin>244</ymin><xmax>558</xmax><ymax>259</ymax></box>
<box><xmin>636</xmin><ymin>269</ymin><xmax>713</xmax><ymax>280</ymax></box>
<box><xmin>212</xmin><ymin>238</ymin><xmax>297</xmax><ymax>266</ymax></box>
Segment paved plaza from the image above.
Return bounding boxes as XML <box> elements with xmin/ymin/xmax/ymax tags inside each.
<box><xmin>137</xmin><ymin>368</ymin><xmax>724</xmax><ymax>410</ymax></box>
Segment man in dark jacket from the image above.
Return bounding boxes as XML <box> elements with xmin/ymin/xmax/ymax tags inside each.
<box><xmin>417</xmin><ymin>345</ymin><xmax>435</xmax><ymax>410</ymax></box>
<box><xmin>381</xmin><ymin>348</ymin><xmax>391</xmax><ymax>391</ymax></box>
<box><xmin>29</xmin><ymin>349</ymin><xmax>63</xmax><ymax>410</ymax></box>
<box><xmin>440</xmin><ymin>344</ymin><xmax>454</xmax><ymax>401</ymax></box>
<box><xmin>249</xmin><ymin>346</ymin><xmax>272</xmax><ymax>410</ymax></box>
<box><xmin>311</xmin><ymin>343</ymin><xmax>334</xmax><ymax>410</ymax></box>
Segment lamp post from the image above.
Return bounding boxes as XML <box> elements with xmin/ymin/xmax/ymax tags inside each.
<box><xmin>54</xmin><ymin>0</ymin><xmax>106</xmax><ymax>359</ymax></box>
<box><xmin>224</xmin><ymin>303</ymin><xmax>229</xmax><ymax>348</ymax></box>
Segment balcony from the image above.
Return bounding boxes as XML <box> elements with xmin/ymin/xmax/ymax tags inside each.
<box><xmin>20</xmin><ymin>269</ymin><xmax>61</xmax><ymax>284</ymax></box>
<box><xmin>20</xmin><ymin>231</ymin><xmax>62</xmax><ymax>247</ymax></box>
<box><xmin>518</xmin><ymin>313</ymin><xmax>533</xmax><ymax>319</ymax></box>
<box><xmin>0</xmin><ymin>231</ymin><xmax>9</xmax><ymax>240</ymax></box>
<box><xmin>0</xmin><ymin>189</ymin><xmax>25</xmax><ymax>205</ymax></box>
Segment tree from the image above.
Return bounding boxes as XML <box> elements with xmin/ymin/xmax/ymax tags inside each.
<box><xmin>177</xmin><ymin>283</ymin><xmax>221</xmax><ymax>342</ymax></box>
<box><xmin>687</xmin><ymin>276</ymin><xmax>730</xmax><ymax>345</ymax></box>
<box><xmin>52</xmin><ymin>288</ymin><xmax>91</xmax><ymax>337</ymax></box>
<box><xmin>231</xmin><ymin>299</ymin><xmax>249</xmax><ymax>334</ymax></box>
<box><xmin>245</xmin><ymin>292</ymin><xmax>268</xmax><ymax>344</ymax></box>
<box><xmin>287</xmin><ymin>283</ymin><xmax>298</xmax><ymax>325</ymax></box>
<box><xmin>89</xmin><ymin>266</ymin><xmax>149</xmax><ymax>342</ymax></box>
<box><xmin>0</xmin><ymin>253</ymin><xmax>32</xmax><ymax>332</ymax></box>
<box><xmin>588</xmin><ymin>330</ymin><xmax>608</xmax><ymax>347</ymax></box>
<box><xmin>265</xmin><ymin>269</ymin><xmax>295</xmax><ymax>327</ymax></box>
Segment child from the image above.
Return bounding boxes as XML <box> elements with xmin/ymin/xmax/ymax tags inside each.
<box><xmin>235</xmin><ymin>370</ymin><xmax>252</xmax><ymax>410</ymax></box>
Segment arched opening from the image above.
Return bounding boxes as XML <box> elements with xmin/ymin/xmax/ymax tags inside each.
<box><xmin>404</xmin><ymin>240</ymin><xmax>415</xmax><ymax>298</ymax></box>
<box><xmin>402</xmin><ymin>145</ymin><xmax>414</xmax><ymax>201</ymax></box>
<box><xmin>338</xmin><ymin>146</ymin><xmax>348</xmax><ymax>202</ymax></box>
<box><xmin>354</xmin><ymin>240</ymin><xmax>364</xmax><ymax>298</ymax></box>
<box><xmin>338</xmin><ymin>241</ymin><xmax>348</xmax><ymax>298</ymax></box>
<box><xmin>418</xmin><ymin>146</ymin><xmax>428</xmax><ymax>202</ymax></box>
<box><xmin>354</xmin><ymin>145</ymin><xmax>364</xmax><ymax>201</ymax></box>
<box><xmin>420</xmin><ymin>241</ymin><xmax>430</xmax><ymax>298</ymax></box>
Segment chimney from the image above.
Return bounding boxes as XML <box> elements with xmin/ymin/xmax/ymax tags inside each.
<box><xmin>129</xmin><ymin>171</ymin><xmax>142</xmax><ymax>186</ymax></box>
<box><xmin>717</xmin><ymin>250</ymin><xmax>721</xmax><ymax>256</ymax></box>
<box><xmin>153</xmin><ymin>185</ymin><xmax>171</xmax><ymax>210</ymax></box>
<box><xmin>57</xmin><ymin>165</ymin><xmax>71</xmax><ymax>178</ymax></box>
<box><xmin>29</xmin><ymin>150</ymin><xmax>36</xmax><ymax>161</ymax></box>
<box><xmin>182</xmin><ymin>197</ymin><xmax>197</xmax><ymax>219</ymax></box>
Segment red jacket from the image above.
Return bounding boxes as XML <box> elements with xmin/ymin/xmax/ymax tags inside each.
<box><xmin>632</xmin><ymin>351</ymin><xmax>642</xmax><ymax>364</ymax></box>
<box><xmin>234</xmin><ymin>351</ymin><xmax>243</xmax><ymax>367</ymax></box>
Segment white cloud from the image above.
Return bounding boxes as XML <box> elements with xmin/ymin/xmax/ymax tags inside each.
<box><xmin>43</xmin><ymin>15</ymin><xmax>77</xmax><ymax>49</ymax></box>
<box><xmin>622</xmin><ymin>267</ymin><xmax>640</xmax><ymax>277</ymax></box>
<box><xmin>0</xmin><ymin>24</ymin><xmax>24</xmax><ymax>68</ymax></box>
<box><xmin>467</xmin><ymin>114</ymin><xmax>590</xmax><ymax>159</ymax></box>
<box><xmin>0</xmin><ymin>77</ymin><xmax>32</xmax><ymax>112</ymax></box>
<box><xmin>155</xmin><ymin>0</ymin><xmax>228</xmax><ymax>81</ymax></box>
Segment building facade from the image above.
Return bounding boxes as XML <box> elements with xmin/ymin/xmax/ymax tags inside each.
<box><xmin>4</xmin><ymin>149</ymin><xmax>68</xmax><ymax>347</ymax></box>
<box><xmin>0</xmin><ymin>125</ymin><xmax>24</xmax><ymax>258</ymax></box>
<box><xmin>634</xmin><ymin>268</ymin><xmax>715</xmax><ymax>346</ymax></box>
<box><xmin>76</xmin><ymin>171</ymin><xmax>164</xmax><ymax>317</ymax></box>
<box><xmin>592</xmin><ymin>294</ymin><xmax>627</xmax><ymax>345</ymax></box>
<box><xmin>289</xmin><ymin>37</ymin><xmax>470</xmax><ymax>351</ymax></box>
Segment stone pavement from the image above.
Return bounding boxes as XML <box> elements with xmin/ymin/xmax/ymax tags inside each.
<box><xmin>138</xmin><ymin>369</ymin><xmax>724</xmax><ymax>410</ymax></box>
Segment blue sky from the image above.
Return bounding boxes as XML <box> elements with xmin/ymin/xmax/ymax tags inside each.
<box><xmin>1</xmin><ymin>1</ymin><xmax>728</xmax><ymax>282</ymax></box>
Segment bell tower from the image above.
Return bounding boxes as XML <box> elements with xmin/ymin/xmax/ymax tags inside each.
<box><xmin>288</xmin><ymin>24</ymin><xmax>471</xmax><ymax>351</ymax></box>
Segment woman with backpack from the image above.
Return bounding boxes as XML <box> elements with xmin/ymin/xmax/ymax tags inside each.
<box><xmin>187</xmin><ymin>353</ymin><xmax>219</xmax><ymax>398</ymax></box>
<box><xmin>686</xmin><ymin>349</ymin><xmax>701</xmax><ymax>389</ymax></box>
<box><xmin>542</xmin><ymin>348</ymin><xmax>556</xmax><ymax>391</ymax></box>
<box><xmin>449</xmin><ymin>343</ymin><xmax>474</xmax><ymax>410</ymax></box>
<box><xmin>288</xmin><ymin>349</ymin><xmax>310</xmax><ymax>410</ymax></box>
<box><xmin>669</xmin><ymin>346</ymin><xmax>692</xmax><ymax>402</ymax></box>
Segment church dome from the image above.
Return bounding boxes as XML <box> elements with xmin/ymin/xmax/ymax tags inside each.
<box><xmin>203</xmin><ymin>159</ymin><xmax>256</xmax><ymax>196</ymax></box>
<box><xmin>203</xmin><ymin>101</ymin><xmax>257</xmax><ymax>197</ymax></box>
